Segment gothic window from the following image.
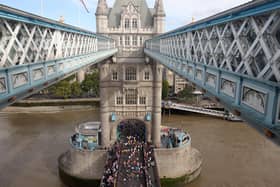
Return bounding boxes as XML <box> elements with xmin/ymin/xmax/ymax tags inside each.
<box><xmin>139</xmin><ymin>97</ymin><xmax>146</xmax><ymax>105</ymax></box>
<box><xmin>119</xmin><ymin>36</ymin><xmax>123</xmax><ymax>46</ymax></box>
<box><xmin>132</xmin><ymin>35</ymin><xmax>137</xmax><ymax>46</ymax></box>
<box><xmin>132</xmin><ymin>19</ymin><xmax>138</xmax><ymax>29</ymax></box>
<box><xmin>125</xmin><ymin>89</ymin><xmax>137</xmax><ymax>105</ymax></box>
<box><xmin>139</xmin><ymin>36</ymin><xmax>143</xmax><ymax>45</ymax></box>
<box><xmin>112</xmin><ymin>71</ymin><xmax>118</xmax><ymax>81</ymax></box>
<box><xmin>144</xmin><ymin>71</ymin><xmax>150</xmax><ymax>80</ymax></box>
<box><xmin>125</xmin><ymin>35</ymin><xmax>130</xmax><ymax>46</ymax></box>
<box><xmin>125</xmin><ymin>19</ymin><xmax>130</xmax><ymax>29</ymax></box>
<box><xmin>116</xmin><ymin>96</ymin><xmax>123</xmax><ymax>105</ymax></box>
<box><xmin>125</xmin><ymin>67</ymin><xmax>137</xmax><ymax>81</ymax></box>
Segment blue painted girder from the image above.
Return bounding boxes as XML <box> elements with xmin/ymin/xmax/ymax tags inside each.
<box><xmin>0</xmin><ymin>49</ymin><xmax>118</xmax><ymax>109</ymax></box>
<box><xmin>153</xmin><ymin>0</ymin><xmax>280</xmax><ymax>40</ymax></box>
<box><xmin>0</xmin><ymin>4</ymin><xmax>111</xmax><ymax>40</ymax></box>
<box><xmin>144</xmin><ymin>49</ymin><xmax>280</xmax><ymax>144</ymax></box>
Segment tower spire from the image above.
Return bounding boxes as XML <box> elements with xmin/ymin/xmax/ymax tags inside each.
<box><xmin>154</xmin><ymin>0</ymin><xmax>165</xmax><ymax>17</ymax></box>
<box><xmin>154</xmin><ymin>0</ymin><xmax>158</xmax><ymax>9</ymax></box>
<box><xmin>95</xmin><ymin>0</ymin><xmax>108</xmax><ymax>16</ymax></box>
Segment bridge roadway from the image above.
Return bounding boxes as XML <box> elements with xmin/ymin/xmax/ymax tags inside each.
<box><xmin>101</xmin><ymin>138</ymin><xmax>161</xmax><ymax>187</ymax></box>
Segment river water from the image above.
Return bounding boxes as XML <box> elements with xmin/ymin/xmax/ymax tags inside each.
<box><xmin>0</xmin><ymin>109</ymin><xmax>280</xmax><ymax>187</ymax></box>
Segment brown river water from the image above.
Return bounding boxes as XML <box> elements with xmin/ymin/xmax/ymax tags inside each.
<box><xmin>0</xmin><ymin>109</ymin><xmax>280</xmax><ymax>187</ymax></box>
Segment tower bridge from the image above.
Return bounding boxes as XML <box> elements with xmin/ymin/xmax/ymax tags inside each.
<box><xmin>0</xmin><ymin>0</ymin><xmax>280</xmax><ymax>186</ymax></box>
<box><xmin>1</xmin><ymin>0</ymin><xmax>278</xmax><ymax>143</ymax></box>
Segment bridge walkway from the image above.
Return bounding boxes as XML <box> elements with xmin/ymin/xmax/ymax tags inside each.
<box><xmin>116</xmin><ymin>140</ymin><xmax>146</xmax><ymax>187</ymax></box>
<box><xmin>101</xmin><ymin>138</ymin><xmax>161</xmax><ymax>187</ymax></box>
<box><xmin>0</xmin><ymin>4</ymin><xmax>117</xmax><ymax>109</ymax></box>
<box><xmin>145</xmin><ymin>0</ymin><xmax>280</xmax><ymax>143</ymax></box>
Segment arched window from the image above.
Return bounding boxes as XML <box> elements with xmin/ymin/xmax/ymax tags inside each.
<box><xmin>132</xmin><ymin>35</ymin><xmax>137</xmax><ymax>46</ymax></box>
<box><xmin>144</xmin><ymin>71</ymin><xmax>150</xmax><ymax>80</ymax></box>
<box><xmin>139</xmin><ymin>36</ymin><xmax>143</xmax><ymax>45</ymax></box>
<box><xmin>125</xmin><ymin>67</ymin><xmax>137</xmax><ymax>80</ymax></box>
<box><xmin>139</xmin><ymin>96</ymin><xmax>146</xmax><ymax>105</ymax></box>
<box><xmin>119</xmin><ymin>36</ymin><xmax>123</xmax><ymax>46</ymax></box>
<box><xmin>132</xmin><ymin>18</ymin><xmax>138</xmax><ymax>29</ymax></box>
<box><xmin>125</xmin><ymin>89</ymin><xmax>137</xmax><ymax>105</ymax></box>
<box><xmin>125</xmin><ymin>35</ymin><xmax>130</xmax><ymax>46</ymax></box>
<box><xmin>116</xmin><ymin>96</ymin><xmax>123</xmax><ymax>105</ymax></box>
<box><xmin>112</xmin><ymin>71</ymin><xmax>118</xmax><ymax>81</ymax></box>
<box><xmin>125</xmin><ymin>19</ymin><xmax>130</xmax><ymax>29</ymax></box>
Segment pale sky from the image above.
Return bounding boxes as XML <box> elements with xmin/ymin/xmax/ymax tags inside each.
<box><xmin>0</xmin><ymin>0</ymin><xmax>252</xmax><ymax>32</ymax></box>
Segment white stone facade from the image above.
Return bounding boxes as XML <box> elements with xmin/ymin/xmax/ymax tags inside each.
<box><xmin>173</xmin><ymin>75</ymin><xmax>190</xmax><ymax>94</ymax></box>
<box><xmin>163</xmin><ymin>69</ymin><xmax>190</xmax><ymax>94</ymax></box>
<box><xmin>95</xmin><ymin>0</ymin><xmax>165</xmax><ymax>147</ymax></box>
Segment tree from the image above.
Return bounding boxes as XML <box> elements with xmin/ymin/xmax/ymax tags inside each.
<box><xmin>81</xmin><ymin>77</ymin><xmax>93</xmax><ymax>93</ymax></box>
<box><xmin>162</xmin><ymin>80</ymin><xmax>169</xmax><ymax>99</ymax></box>
<box><xmin>81</xmin><ymin>71</ymin><xmax>99</xmax><ymax>97</ymax></box>
<box><xmin>177</xmin><ymin>86</ymin><xmax>195</xmax><ymax>103</ymax></box>
<box><xmin>71</xmin><ymin>82</ymin><xmax>82</xmax><ymax>97</ymax></box>
<box><xmin>53</xmin><ymin>80</ymin><xmax>72</xmax><ymax>99</ymax></box>
<box><xmin>90</xmin><ymin>71</ymin><xmax>99</xmax><ymax>97</ymax></box>
<box><xmin>177</xmin><ymin>86</ymin><xmax>193</xmax><ymax>98</ymax></box>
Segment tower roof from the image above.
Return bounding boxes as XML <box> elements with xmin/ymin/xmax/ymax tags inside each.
<box><xmin>95</xmin><ymin>0</ymin><xmax>109</xmax><ymax>16</ymax></box>
<box><xmin>154</xmin><ymin>0</ymin><xmax>165</xmax><ymax>17</ymax></box>
<box><xmin>108</xmin><ymin>0</ymin><xmax>154</xmax><ymax>28</ymax></box>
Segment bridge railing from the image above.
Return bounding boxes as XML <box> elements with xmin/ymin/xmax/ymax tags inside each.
<box><xmin>0</xmin><ymin>4</ymin><xmax>115</xmax><ymax>68</ymax></box>
<box><xmin>0</xmin><ymin>4</ymin><xmax>117</xmax><ymax>108</ymax></box>
<box><xmin>145</xmin><ymin>0</ymin><xmax>280</xmax><ymax>139</ymax></box>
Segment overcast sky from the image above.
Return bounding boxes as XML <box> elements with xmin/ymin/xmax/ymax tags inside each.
<box><xmin>0</xmin><ymin>0</ymin><xmax>252</xmax><ymax>31</ymax></box>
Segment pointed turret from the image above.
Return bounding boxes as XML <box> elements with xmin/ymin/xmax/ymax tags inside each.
<box><xmin>154</xmin><ymin>0</ymin><xmax>158</xmax><ymax>9</ymax></box>
<box><xmin>153</xmin><ymin>0</ymin><xmax>165</xmax><ymax>34</ymax></box>
<box><xmin>95</xmin><ymin>0</ymin><xmax>109</xmax><ymax>16</ymax></box>
<box><xmin>95</xmin><ymin>0</ymin><xmax>109</xmax><ymax>33</ymax></box>
<box><xmin>154</xmin><ymin>0</ymin><xmax>165</xmax><ymax>17</ymax></box>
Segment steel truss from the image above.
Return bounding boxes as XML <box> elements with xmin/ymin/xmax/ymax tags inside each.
<box><xmin>0</xmin><ymin>5</ymin><xmax>117</xmax><ymax>108</ymax></box>
<box><xmin>145</xmin><ymin>0</ymin><xmax>280</xmax><ymax>142</ymax></box>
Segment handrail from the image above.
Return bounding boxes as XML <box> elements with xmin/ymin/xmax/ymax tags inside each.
<box><xmin>0</xmin><ymin>4</ymin><xmax>112</xmax><ymax>40</ymax></box>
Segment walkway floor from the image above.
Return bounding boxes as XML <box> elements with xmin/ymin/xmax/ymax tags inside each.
<box><xmin>101</xmin><ymin>138</ymin><xmax>161</xmax><ymax>187</ymax></box>
<box><xmin>116</xmin><ymin>142</ymin><xmax>146</xmax><ymax>187</ymax></box>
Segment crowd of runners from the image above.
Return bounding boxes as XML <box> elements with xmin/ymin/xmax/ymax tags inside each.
<box><xmin>100</xmin><ymin>120</ymin><xmax>159</xmax><ymax>187</ymax></box>
<box><xmin>100</xmin><ymin>119</ymin><xmax>161</xmax><ymax>187</ymax></box>
<box><xmin>100</xmin><ymin>137</ymin><xmax>158</xmax><ymax>187</ymax></box>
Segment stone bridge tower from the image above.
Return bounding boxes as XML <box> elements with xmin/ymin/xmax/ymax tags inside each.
<box><xmin>96</xmin><ymin>0</ymin><xmax>165</xmax><ymax>147</ymax></box>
